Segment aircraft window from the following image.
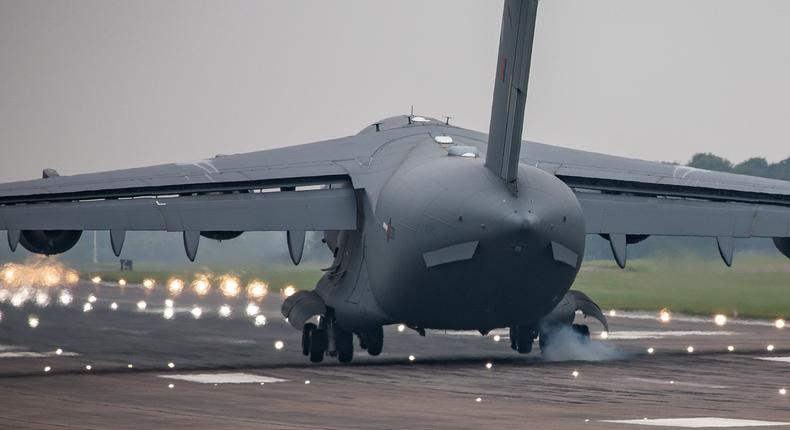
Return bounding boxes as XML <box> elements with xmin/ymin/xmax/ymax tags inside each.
<box><xmin>447</xmin><ymin>145</ymin><xmax>479</xmax><ymax>158</ymax></box>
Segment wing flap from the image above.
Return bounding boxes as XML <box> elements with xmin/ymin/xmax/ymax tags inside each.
<box><xmin>0</xmin><ymin>188</ymin><xmax>357</xmax><ymax>232</ymax></box>
<box><xmin>578</xmin><ymin>192</ymin><xmax>790</xmax><ymax>238</ymax></box>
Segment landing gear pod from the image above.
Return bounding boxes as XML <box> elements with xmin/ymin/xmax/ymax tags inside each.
<box><xmin>538</xmin><ymin>290</ymin><xmax>609</xmax><ymax>352</ymax></box>
<box><xmin>19</xmin><ymin>230</ymin><xmax>82</xmax><ymax>255</ymax></box>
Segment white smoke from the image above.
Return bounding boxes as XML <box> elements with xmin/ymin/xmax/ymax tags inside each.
<box><xmin>540</xmin><ymin>325</ymin><xmax>630</xmax><ymax>362</ymax></box>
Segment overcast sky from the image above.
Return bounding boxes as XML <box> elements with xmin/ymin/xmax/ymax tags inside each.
<box><xmin>1</xmin><ymin>0</ymin><xmax>788</xmax><ymax>182</ymax></box>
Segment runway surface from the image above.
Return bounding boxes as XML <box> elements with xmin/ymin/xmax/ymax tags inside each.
<box><xmin>0</xmin><ymin>281</ymin><xmax>789</xmax><ymax>429</ymax></box>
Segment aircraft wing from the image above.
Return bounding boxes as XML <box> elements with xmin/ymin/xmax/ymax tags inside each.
<box><xmin>521</xmin><ymin>141</ymin><xmax>790</xmax><ymax>266</ymax></box>
<box><xmin>0</xmin><ymin>132</ymin><xmax>403</xmax><ymax>260</ymax></box>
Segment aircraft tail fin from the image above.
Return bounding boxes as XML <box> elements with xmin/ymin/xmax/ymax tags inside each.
<box><xmin>484</xmin><ymin>0</ymin><xmax>540</xmax><ymax>193</ymax></box>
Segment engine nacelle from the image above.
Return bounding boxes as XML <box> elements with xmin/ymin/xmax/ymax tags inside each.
<box><xmin>19</xmin><ymin>230</ymin><xmax>82</xmax><ymax>255</ymax></box>
<box><xmin>775</xmin><ymin>237</ymin><xmax>790</xmax><ymax>259</ymax></box>
<box><xmin>200</xmin><ymin>231</ymin><xmax>243</xmax><ymax>241</ymax></box>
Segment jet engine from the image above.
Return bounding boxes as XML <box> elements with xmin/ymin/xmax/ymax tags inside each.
<box><xmin>19</xmin><ymin>230</ymin><xmax>82</xmax><ymax>255</ymax></box>
<box><xmin>200</xmin><ymin>231</ymin><xmax>243</xmax><ymax>241</ymax></box>
<box><xmin>775</xmin><ymin>237</ymin><xmax>790</xmax><ymax>259</ymax></box>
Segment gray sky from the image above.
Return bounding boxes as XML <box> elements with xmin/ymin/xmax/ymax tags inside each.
<box><xmin>1</xmin><ymin>0</ymin><xmax>788</xmax><ymax>183</ymax></box>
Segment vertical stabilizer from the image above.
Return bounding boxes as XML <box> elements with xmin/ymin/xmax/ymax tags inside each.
<box><xmin>485</xmin><ymin>0</ymin><xmax>540</xmax><ymax>193</ymax></box>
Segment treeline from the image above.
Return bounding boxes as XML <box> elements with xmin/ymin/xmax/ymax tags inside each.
<box><xmin>688</xmin><ymin>153</ymin><xmax>790</xmax><ymax>181</ymax></box>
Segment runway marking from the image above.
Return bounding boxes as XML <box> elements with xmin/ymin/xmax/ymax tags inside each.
<box><xmin>0</xmin><ymin>351</ymin><xmax>78</xmax><ymax>358</ymax></box>
<box><xmin>605</xmin><ymin>331</ymin><xmax>736</xmax><ymax>340</ymax></box>
<box><xmin>754</xmin><ymin>357</ymin><xmax>790</xmax><ymax>363</ymax></box>
<box><xmin>624</xmin><ymin>377</ymin><xmax>731</xmax><ymax>389</ymax></box>
<box><xmin>601</xmin><ymin>417</ymin><xmax>790</xmax><ymax>427</ymax></box>
<box><xmin>158</xmin><ymin>373</ymin><xmax>287</xmax><ymax>384</ymax></box>
<box><xmin>611</xmin><ymin>311</ymin><xmax>779</xmax><ymax>328</ymax></box>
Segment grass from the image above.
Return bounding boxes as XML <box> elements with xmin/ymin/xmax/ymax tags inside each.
<box><xmin>575</xmin><ymin>253</ymin><xmax>790</xmax><ymax>319</ymax></box>
<box><xmin>83</xmin><ymin>253</ymin><xmax>790</xmax><ymax>319</ymax></box>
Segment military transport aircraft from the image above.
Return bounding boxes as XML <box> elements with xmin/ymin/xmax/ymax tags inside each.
<box><xmin>1</xmin><ymin>1</ymin><xmax>789</xmax><ymax>363</ymax></box>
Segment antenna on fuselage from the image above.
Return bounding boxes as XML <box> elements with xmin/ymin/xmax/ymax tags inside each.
<box><xmin>484</xmin><ymin>0</ymin><xmax>540</xmax><ymax>195</ymax></box>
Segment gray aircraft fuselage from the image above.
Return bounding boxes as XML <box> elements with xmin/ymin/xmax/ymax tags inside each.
<box><xmin>321</xmin><ymin>117</ymin><xmax>585</xmax><ymax>333</ymax></box>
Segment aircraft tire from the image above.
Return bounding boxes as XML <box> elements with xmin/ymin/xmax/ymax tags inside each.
<box><xmin>366</xmin><ymin>326</ymin><xmax>384</xmax><ymax>356</ymax></box>
<box><xmin>309</xmin><ymin>328</ymin><xmax>327</xmax><ymax>363</ymax></box>
<box><xmin>336</xmin><ymin>327</ymin><xmax>354</xmax><ymax>363</ymax></box>
<box><xmin>302</xmin><ymin>323</ymin><xmax>316</xmax><ymax>356</ymax></box>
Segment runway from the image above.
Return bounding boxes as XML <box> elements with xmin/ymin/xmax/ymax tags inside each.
<box><xmin>0</xmin><ymin>282</ymin><xmax>789</xmax><ymax>429</ymax></box>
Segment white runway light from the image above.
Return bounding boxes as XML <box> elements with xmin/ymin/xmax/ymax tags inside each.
<box><xmin>493</xmin><ymin>334</ymin><xmax>501</xmax><ymax>342</ymax></box>
<box><xmin>776</xmin><ymin>319</ymin><xmax>786</xmax><ymax>329</ymax></box>
<box><xmin>274</xmin><ymin>341</ymin><xmax>284</xmax><ymax>350</ymax></box>
<box><xmin>142</xmin><ymin>279</ymin><xmax>155</xmax><ymax>290</ymax></box>
<box><xmin>600</xmin><ymin>331</ymin><xmax>609</xmax><ymax>340</ymax></box>
<box><xmin>218</xmin><ymin>304</ymin><xmax>232</xmax><ymax>318</ymax></box>
<box><xmin>82</xmin><ymin>302</ymin><xmax>93</xmax><ymax>313</ymax></box>
<box><xmin>767</xmin><ymin>344</ymin><xmax>775</xmax><ymax>352</ymax></box>
<box><xmin>658</xmin><ymin>309</ymin><xmax>671</xmax><ymax>323</ymax></box>
<box><xmin>282</xmin><ymin>285</ymin><xmax>297</xmax><ymax>298</ymax></box>
<box><xmin>58</xmin><ymin>290</ymin><xmax>73</xmax><ymax>306</ymax></box>
<box><xmin>55</xmin><ymin>348</ymin><xmax>63</xmax><ymax>355</ymax></box>
<box><xmin>167</xmin><ymin>362</ymin><xmax>175</xmax><ymax>369</ymax></box>
<box><xmin>485</xmin><ymin>362</ymin><xmax>493</xmax><ymax>370</ymax></box>
<box><xmin>163</xmin><ymin>307</ymin><xmax>175</xmax><ymax>320</ymax></box>
<box><xmin>713</xmin><ymin>314</ymin><xmax>727</xmax><ymax>326</ymax></box>
<box><xmin>245</xmin><ymin>303</ymin><xmax>260</xmax><ymax>317</ymax></box>
<box><xmin>397</xmin><ymin>324</ymin><xmax>405</xmax><ymax>333</ymax></box>
<box><xmin>246</xmin><ymin>281</ymin><xmax>268</xmax><ymax>300</ymax></box>
<box><xmin>27</xmin><ymin>315</ymin><xmax>39</xmax><ymax>328</ymax></box>
<box><xmin>572</xmin><ymin>370</ymin><xmax>579</xmax><ymax>378</ymax></box>
<box><xmin>167</xmin><ymin>278</ymin><xmax>185</xmax><ymax>296</ymax></box>
<box><xmin>647</xmin><ymin>347</ymin><xmax>655</xmax><ymax>354</ymax></box>
<box><xmin>110</xmin><ymin>302</ymin><xmax>118</xmax><ymax>311</ymax></box>
<box><xmin>85</xmin><ymin>365</ymin><xmax>92</xmax><ymax>371</ymax></box>
<box><xmin>44</xmin><ymin>366</ymin><xmax>51</xmax><ymax>373</ymax></box>
<box><xmin>136</xmin><ymin>300</ymin><xmax>147</xmax><ymax>311</ymax></box>
<box><xmin>219</xmin><ymin>276</ymin><xmax>241</xmax><ymax>298</ymax></box>
<box><xmin>727</xmin><ymin>345</ymin><xmax>735</xmax><ymax>352</ymax></box>
<box><xmin>87</xmin><ymin>294</ymin><xmax>97</xmax><ymax>303</ymax></box>
<box><xmin>190</xmin><ymin>306</ymin><xmax>203</xmax><ymax>319</ymax></box>
<box><xmin>780</xmin><ymin>388</ymin><xmax>787</xmax><ymax>396</ymax></box>
<box><xmin>686</xmin><ymin>346</ymin><xmax>695</xmax><ymax>353</ymax></box>
<box><xmin>408</xmin><ymin>355</ymin><xmax>416</xmax><ymax>362</ymax></box>
<box><xmin>34</xmin><ymin>291</ymin><xmax>50</xmax><ymax>307</ymax></box>
<box><xmin>118</xmin><ymin>279</ymin><xmax>127</xmax><ymax>287</ymax></box>
<box><xmin>254</xmin><ymin>315</ymin><xmax>266</xmax><ymax>326</ymax></box>
<box><xmin>165</xmin><ymin>299</ymin><xmax>174</xmax><ymax>308</ymax></box>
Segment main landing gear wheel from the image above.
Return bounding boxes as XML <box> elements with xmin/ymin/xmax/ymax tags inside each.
<box><xmin>359</xmin><ymin>326</ymin><xmax>383</xmax><ymax>356</ymax></box>
<box><xmin>572</xmin><ymin>324</ymin><xmax>590</xmax><ymax>340</ymax></box>
<box><xmin>302</xmin><ymin>322</ymin><xmax>316</xmax><ymax>356</ymax></box>
<box><xmin>309</xmin><ymin>327</ymin><xmax>327</xmax><ymax>363</ymax></box>
<box><xmin>336</xmin><ymin>327</ymin><xmax>354</xmax><ymax>363</ymax></box>
<box><xmin>509</xmin><ymin>326</ymin><xmax>536</xmax><ymax>354</ymax></box>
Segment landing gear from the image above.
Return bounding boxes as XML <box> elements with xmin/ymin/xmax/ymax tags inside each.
<box><xmin>357</xmin><ymin>326</ymin><xmax>383</xmax><ymax>356</ymax></box>
<box><xmin>301</xmin><ymin>311</ymin><xmax>369</xmax><ymax>363</ymax></box>
<box><xmin>509</xmin><ymin>325</ymin><xmax>536</xmax><ymax>354</ymax></box>
<box><xmin>308</xmin><ymin>327</ymin><xmax>327</xmax><ymax>363</ymax></box>
<box><xmin>572</xmin><ymin>324</ymin><xmax>590</xmax><ymax>340</ymax></box>
<box><xmin>538</xmin><ymin>323</ymin><xmax>590</xmax><ymax>353</ymax></box>
<box><xmin>368</xmin><ymin>326</ymin><xmax>384</xmax><ymax>356</ymax></box>
<box><xmin>336</xmin><ymin>326</ymin><xmax>354</xmax><ymax>363</ymax></box>
<box><xmin>302</xmin><ymin>322</ymin><xmax>316</xmax><ymax>356</ymax></box>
